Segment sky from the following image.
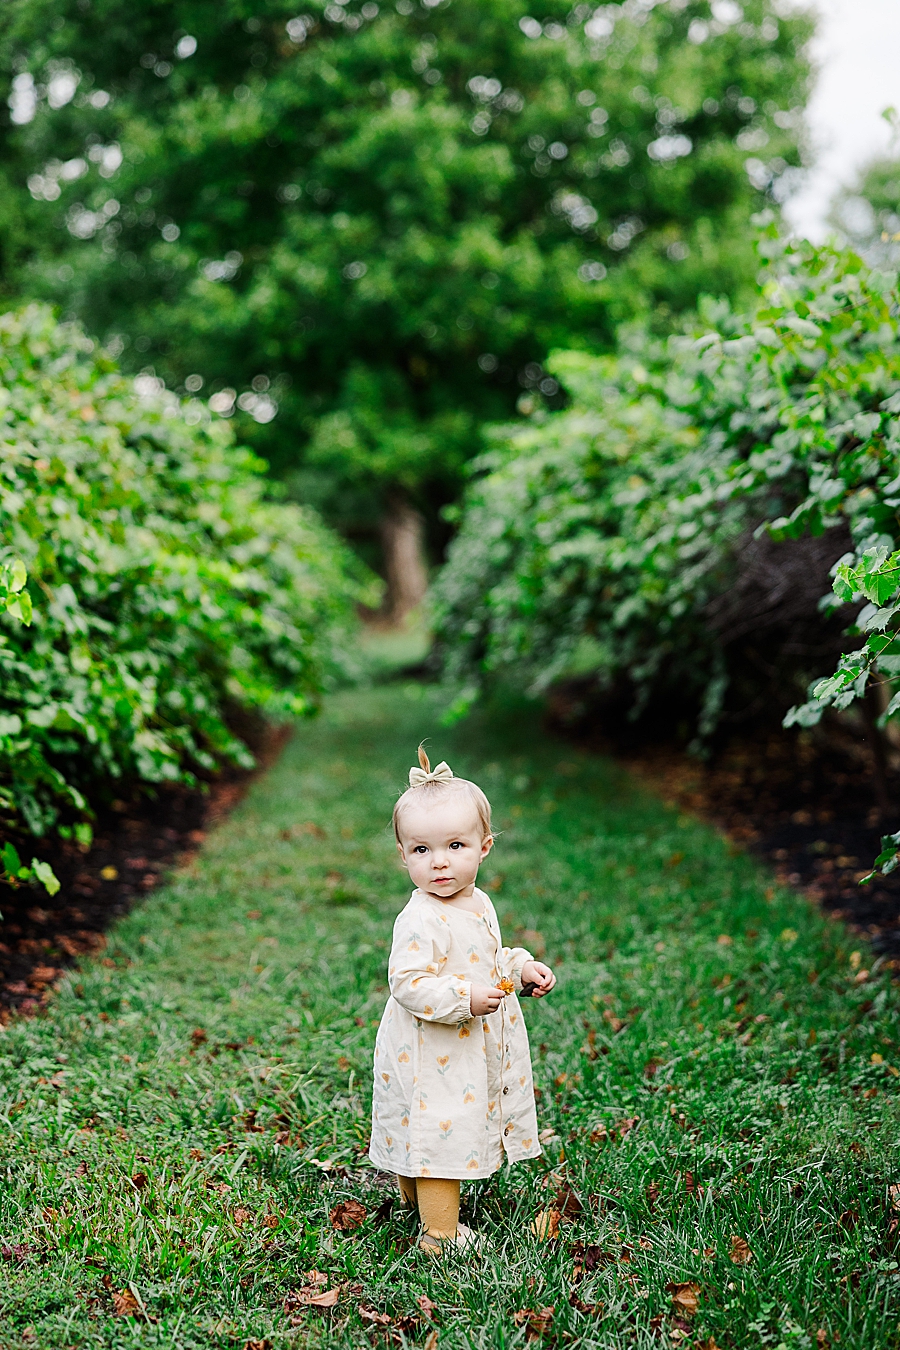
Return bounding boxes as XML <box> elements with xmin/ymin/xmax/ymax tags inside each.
<box><xmin>783</xmin><ymin>0</ymin><xmax>900</xmax><ymax>241</ymax></box>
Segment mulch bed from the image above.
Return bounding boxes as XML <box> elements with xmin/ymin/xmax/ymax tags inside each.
<box><xmin>546</xmin><ymin>694</ymin><xmax>900</xmax><ymax>963</ymax></box>
<box><xmin>0</xmin><ymin>724</ymin><xmax>290</xmax><ymax>1018</ymax></box>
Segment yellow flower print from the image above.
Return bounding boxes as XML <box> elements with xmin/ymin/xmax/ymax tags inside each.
<box><xmin>408</xmin><ymin>941</ymin><xmax>420</xmax><ymax>952</ymax></box>
<box><xmin>439</xmin><ymin>1119</ymin><xmax>453</xmax><ymax>1137</ymax></box>
<box><xmin>464</xmin><ymin>1090</ymin><xmax>475</xmax><ymax>1103</ymax></box>
<box><xmin>398</xmin><ymin>1051</ymin><xmax>410</xmax><ymax>1064</ymax></box>
<box><xmin>385</xmin><ymin>1135</ymin><xmax>393</xmax><ymax>1146</ymax></box>
<box><xmin>381</xmin><ymin>1072</ymin><xmax>391</xmax><ymax>1084</ymax></box>
<box><xmin>423</xmin><ymin>1005</ymin><xmax>434</xmax><ymax>1016</ymax></box>
<box><xmin>466</xmin><ymin>1159</ymin><xmax>480</xmax><ymax>1170</ymax></box>
<box><xmin>401</xmin><ymin>1115</ymin><xmax>409</xmax><ymax>1127</ymax></box>
<box><xmin>458</xmin><ymin>1025</ymin><xmax>470</xmax><ymax>1039</ymax></box>
<box><xmin>419</xmin><ymin>1099</ymin><xmax>428</xmax><ymax>1110</ymax></box>
<box><xmin>521</xmin><ymin>1138</ymin><xmax>533</xmax><ymax>1149</ymax></box>
<box><xmin>436</xmin><ymin>1055</ymin><xmax>450</xmax><ymax>1075</ymax></box>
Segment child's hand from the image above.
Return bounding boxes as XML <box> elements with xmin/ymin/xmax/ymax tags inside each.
<box><xmin>470</xmin><ymin>984</ymin><xmax>505</xmax><ymax>1016</ymax></box>
<box><xmin>521</xmin><ymin>960</ymin><xmax>556</xmax><ymax>998</ymax></box>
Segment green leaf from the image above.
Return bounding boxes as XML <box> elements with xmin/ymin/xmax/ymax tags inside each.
<box><xmin>31</xmin><ymin>859</ymin><xmax>61</xmax><ymax>897</ymax></box>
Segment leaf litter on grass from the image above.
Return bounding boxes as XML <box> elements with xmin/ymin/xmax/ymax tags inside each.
<box><xmin>0</xmin><ymin>685</ymin><xmax>900</xmax><ymax>1348</ymax></box>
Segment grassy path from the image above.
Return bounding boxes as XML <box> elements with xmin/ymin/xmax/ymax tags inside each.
<box><xmin>1</xmin><ymin>684</ymin><xmax>899</xmax><ymax>1349</ymax></box>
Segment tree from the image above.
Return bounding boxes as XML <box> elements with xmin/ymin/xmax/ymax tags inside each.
<box><xmin>0</xmin><ymin>0</ymin><xmax>813</xmax><ymax>611</ymax></box>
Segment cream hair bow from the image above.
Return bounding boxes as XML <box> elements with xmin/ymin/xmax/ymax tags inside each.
<box><xmin>409</xmin><ymin>760</ymin><xmax>454</xmax><ymax>788</ymax></box>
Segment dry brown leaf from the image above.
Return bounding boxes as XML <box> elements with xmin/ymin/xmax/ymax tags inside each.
<box><xmin>189</xmin><ymin>1147</ymin><xmax>204</xmax><ymax>1160</ymax></box>
<box><xmin>424</xmin><ymin>1332</ymin><xmax>439</xmax><ymax>1350</ymax></box>
<box><xmin>358</xmin><ymin>1305</ymin><xmax>392</xmax><ymax>1325</ymax></box>
<box><xmin>112</xmin><ymin>1288</ymin><xmax>141</xmax><ymax>1318</ymax></box>
<box><xmin>815</xmin><ymin>1333</ymin><xmax>828</xmax><ymax>1349</ymax></box>
<box><xmin>243</xmin><ymin>1341</ymin><xmax>272</xmax><ymax>1350</ymax></box>
<box><xmin>233</xmin><ymin>1208</ymin><xmax>252</xmax><ymax>1228</ymax></box>
<box><xmin>285</xmin><ymin>1285</ymin><xmax>340</xmax><ymax>1311</ymax></box>
<box><xmin>190</xmin><ymin>1027</ymin><xmax>207</xmax><ymax>1046</ymax></box>
<box><xmin>703</xmin><ymin>1246</ymin><xmax>716</xmax><ymax>1261</ymax></box>
<box><xmin>530</xmin><ymin>1208</ymin><xmax>561</xmax><ymax>1240</ymax></box>
<box><xmin>602</xmin><ymin>1010</ymin><xmax>625</xmax><ymax>1034</ymax></box>
<box><xmin>74</xmin><ymin>1161</ymin><xmax>89</xmax><ymax>1178</ymax></box>
<box><xmin>555</xmin><ymin>1182</ymin><xmax>583</xmax><ymax>1220</ymax></box>
<box><xmin>666</xmin><ymin>1282</ymin><xmax>700</xmax><ymax>1317</ymax></box>
<box><xmin>330</xmin><ymin>1199</ymin><xmax>367</xmax><ymax>1231</ymax></box>
<box><xmin>417</xmin><ymin>1295</ymin><xmax>437</xmax><ymax>1319</ymax></box>
<box><xmin>513</xmin><ymin>1306</ymin><xmax>555</xmax><ymax>1341</ymax></box>
<box><xmin>130</xmin><ymin>1172</ymin><xmax>148</xmax><ymax>1191</ymax></box>
<box><xmin>645</xmin><ymin>1181</ymin><xmax>660</xmax><ymax>1207</ymax></box>
<box><xmin>615</xmin><ymin>1115</ymin><xmax>639</xmax><ymax>1138</ymax></box>
<box><xmin>697</xmin><ymin>1339</ymin><xmax>721</xmax><ymax>1350</ymax></box>
<box><xmin>589</xmin><ymin>1124</ymin><xmax>609</xmax><ymax>1144</ymax></box>
<box><xmin>262</xmin><ymin>1214</ymin><xmax>279</xmax><ymax>1230</ymax></box>
<box><xmin>729</xmin><ymin>1235</ymin><xmax>753</xmax><ymax>1265</ymax></box>
<box><xmin>302</xmin><ymin>1270</ymin><xmax>329</xmax><ymax>1286</ymax></box>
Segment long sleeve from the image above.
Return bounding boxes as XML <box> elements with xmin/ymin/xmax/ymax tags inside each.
<box><xmin>498</xmin><ymin>945</ymin><xmax>533</xmax><ymax>992</ymax></box>
<box><xmin>388</xmin><ymin>904</ymin><xmax>472</xmax><ymax>1025</ymax></box>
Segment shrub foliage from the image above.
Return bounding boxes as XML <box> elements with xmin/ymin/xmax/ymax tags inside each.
<box><xmin>0</xmin><ymin>305</ymin><xmax>372</xmax><ymax>864</ymax></box>
<box><xmin>435</xmin><ymin>232</ymin><xmax>900</xmax><ymax>750</ymax></box>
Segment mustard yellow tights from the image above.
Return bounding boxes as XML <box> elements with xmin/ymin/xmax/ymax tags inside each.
<box><xmin>397</xmin><ymin>1175</ymin><xmax>460</xmax><ymax>1239</ymax></box>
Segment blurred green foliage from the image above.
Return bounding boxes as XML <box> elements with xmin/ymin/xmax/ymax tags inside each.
<box><xmin>0</xmin><ymin>304</ymin><xmax>374</xmax><ymax>851</ymax></box>
<box><xmin>0</xmin><ymin>0</ymin><xmax>812</xmax><ymax>551</ymax></box>
<box><xmin>435</xmin><ymin>230</ymin><xmax>900</xmax><ymax>744</ymax></box>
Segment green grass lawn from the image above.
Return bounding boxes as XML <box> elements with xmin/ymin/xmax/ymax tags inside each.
<box><xmin>2</xmin><ymin>683</ymin><xmax>899</xmax><ymax>1350</ymax></box>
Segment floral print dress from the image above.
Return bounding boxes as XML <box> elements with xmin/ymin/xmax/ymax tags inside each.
<box><xmin>368</xmin><ymin>887</ymin><xmax>542</xmax><ymax>1180</ymax></box>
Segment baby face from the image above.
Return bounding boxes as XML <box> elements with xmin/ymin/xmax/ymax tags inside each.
<box><xmin>396</xmin><ymin>797</ymin><xmax>493</xmax><ymax>901</ymax></box>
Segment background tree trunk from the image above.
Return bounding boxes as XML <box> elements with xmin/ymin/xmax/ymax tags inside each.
<box><xmin>379</xmin><ymin>498</ymin><xmax>428</xmax><ymax>625</ymax></box>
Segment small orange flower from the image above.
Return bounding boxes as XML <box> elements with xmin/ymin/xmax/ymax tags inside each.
<box><xmin>498</xmin><ymin>978</ymin><xmax>515</xmax><ymax>996</ymax></box>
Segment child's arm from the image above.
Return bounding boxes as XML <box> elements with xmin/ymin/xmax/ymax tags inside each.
<box><xmin>388</xmin><ymin>910</ymin><xmax>473</xmax><ymax>1025</ymax></box>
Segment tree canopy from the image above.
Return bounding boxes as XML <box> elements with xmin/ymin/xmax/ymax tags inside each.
<box><xmin>0</xmin><ymin>0</ymin><xmax>812</xmax><ymax>568</ymax></box>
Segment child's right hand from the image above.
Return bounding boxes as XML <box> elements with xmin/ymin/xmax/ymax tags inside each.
<box><xmin>470</xmin><ymin>984</ymin><xmax>505</xmax><ymax>1016</ymax></box>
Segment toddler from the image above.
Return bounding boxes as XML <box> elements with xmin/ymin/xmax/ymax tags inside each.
<box><xmin>368</xmin><ymin>748</ymin><xmax>556</xmax><ymax>1251</ymax></box>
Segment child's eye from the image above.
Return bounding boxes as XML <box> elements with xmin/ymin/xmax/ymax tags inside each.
<box><xmin>449</xmin><ymin>841</ymin><xmax>463</xmax><ymax>850</ymax></box>
<box><xmin>413</xmin><ymin>846</ymin><xmax>428</xmax><ymax>854</ymax></box>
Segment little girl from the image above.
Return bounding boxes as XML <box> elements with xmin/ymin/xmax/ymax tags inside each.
<box><xmin>369</xmin><ymin>748</ymin><xmax>556</xmax><ymax>1251</ymax></box>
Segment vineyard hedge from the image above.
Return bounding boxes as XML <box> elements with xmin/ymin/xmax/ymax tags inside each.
<box><xmin>435</xmin><ymin>231</ymin><xmax>900</xmax><ymax>747</ymax></box>
<box><xmin>0</xmin><ymin>305</ymin><xmax>374</xmax><ymax>873</ymax></box>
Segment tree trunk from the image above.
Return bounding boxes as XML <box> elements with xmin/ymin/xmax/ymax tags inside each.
<box><xmin>379</xmin><ymin>498</ymin><xmax>428</xmax><ymax>625</ymax></box>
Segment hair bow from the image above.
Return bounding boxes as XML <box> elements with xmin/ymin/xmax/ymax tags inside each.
<box><xmin>409</xmin><ymin>760</ymin><xmax>454</xmax><ymax>788</ymax></box>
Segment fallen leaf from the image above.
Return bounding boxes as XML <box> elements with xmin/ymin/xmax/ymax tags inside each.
<box><xmin>815</xmin><ymin>1333</ymin><xmax>828</xmax><ymax>1349</ymax></box>
<box><xmin>603</xmin><ymin>1010</ymin><xmax>625</xmax><ymax>1034</ymax></box>
<box><xmin>263</xmin><ymin>1214</ymin><xmax>279</xmax><ymax>1230</ymax></box>
<box><xmin>190</xmin><ymin>1027</ymin><xmax>207</xmax><ymax>1046</ymax></box>
<box><xmin>531</xmin><ymin>1209</ymin><xmax>561</xmax><ymax>1240</ymax></box>
<box><xmin>243</xmin><ymin>1341</ymin><xmax>272</xmax><ymax>1350</ymax></box>
<box><xmin>837</xmin><ymin>1210</ymin><xmax>857</xmax><ymax>1231</ymax></box>
<box><xmin>568</xmin><ymin>1291</ymin><xmax>603</xmax><ymax>1315</ymax></box>
<box><xmin>74</xmin><ymin>1161</ymin><xmax>89</xmax><ymax>1178</ymax></box>
<box><xmin>112</xmin><ymin>1288</ymin><xmax>142</xmax><ymax>1318</ymax></box>
<box><xmin>302</xmin><ymin>1271</ymin><xmax>329</xmax><ymax>1286</ymax></box>
<box><xmin>615</xmin><ymin>1115</ymin><xmax>639</xmax><ymax>1138</ymax></box>
<box><xmin>703</xmin><ymin>1246</ymin><xmax>716</xmax><ymax>1260</ymax></box>
<box><xmin>514</xmin><ymin>1306</ymin><xmax>555</xmax><ymax>1340</ymax></box>
<box><xmin>729</xmin><ymin>1235</ymin><xmax>752</xmax><ymax>1264</ymax></box>
<box><xmin>285</xmin><ymin>1284</ymin><xmax>341</xmax><ymax>1311</ymax></box>
<box><xmin>188</xmin><ymin>1148</ymin><xmax>204</xmax><ymax>1160</ymax></box>
<box><xmin>130</xmin><ymin>1172</ymin><xmax>148</xmax><ymax>1191</ymax></box>
<box><xmin>330</xmin><ymin>1199</ymin><xmax>367</xmax><ymax>1231</ymax></box>
<box><xmin>233</xmin><ymin>1208</ymin><xmax>252</xmax><ymax>1228</ymax></box>
<box><xmin>589</xmin><ymin>1124</ymin><xmax>608</xmax><ymax>1144</ymax></box>
<box><xmin>697</xmin><ymin>1339</ymin><xmax>721</xmax><ymax>1350</ymax></box>
<box><xmin>666</xmin><ymin>1282</ymin><xmax>700</xmax><ymax>1317</ymax></box>
<box><xmin>358</xmin><ymin>1305</ymin><xmax>392</xmax><ymax>1325</ymax></box>
<box><xmin>645</xmin><ymin>1181</ymin><xmax>659</xmax><ymax>1207</ymax></box>
<box><xmin>0</xmin><ymin>1243</ymin><xmax>32</xmax><ymax>1262</ymax></box>
<box><xmin>243</xmin><ymin>1110</ymin><xmax>265</xmax><ymax>1133</ymax></box>
<box><xmin>555</xmin><ymin>1182</ymin><xmax>583</xmax><ymax>1220</ymax></box>
<box><xmin>424</xmin><ymin>1332</ymin><xmax>439</xmax><ymax>1350</ymax></box>
<box><xmin>417</xmin><ymin>1295</ymin><xmax>437</xmax><ymax>1319</ymax></box>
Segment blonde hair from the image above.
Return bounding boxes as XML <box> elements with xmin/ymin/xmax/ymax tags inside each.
<box><xmin>392</xmin><ymin>746</ymin><xmax>493</xmax><ymax>843</ymax></box>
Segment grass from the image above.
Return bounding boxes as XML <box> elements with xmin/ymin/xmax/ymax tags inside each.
<box><xmin>1</xmin><ymin>682</ymin><xmax>899</xmax><ymax>1350</ymax></box>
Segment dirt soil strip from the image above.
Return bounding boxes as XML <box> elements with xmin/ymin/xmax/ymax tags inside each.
<box><xmin>0</xmin><ymin>725</ymin><xmax>291</xmax><ymax>1018</ymax></box>
<box><xmin>618</xmin><ymin>726</ymin><xmax>900</xmax><ymax>964</ymax></box>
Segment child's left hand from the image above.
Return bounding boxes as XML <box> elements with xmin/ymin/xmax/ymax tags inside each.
<box><xmin>521</xmin><ymin>960</ymin><xmax>556</xmax><ymax>997</ymax></box>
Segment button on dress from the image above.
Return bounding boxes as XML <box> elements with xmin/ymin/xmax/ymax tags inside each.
<box><xmin>368</xmin><ymin>887</ymin><xmax>542</xmax><ymax>1180</ymax></box>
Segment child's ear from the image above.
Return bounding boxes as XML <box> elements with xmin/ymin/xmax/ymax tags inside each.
<box><xmin>396</xmin><ymin>841</ymin><xmax>407</xmax><ymax>863</ymax></box>
<box><xmin>481</xmin><ymin>835</ymin><xmax>494</xmax><ymax>860</ymax></box>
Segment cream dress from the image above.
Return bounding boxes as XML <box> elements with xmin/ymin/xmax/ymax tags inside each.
<box><xmin>368</xmin><ymin>887</ymin><xmax>542</xmax><ymax>1180</ymax></box>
